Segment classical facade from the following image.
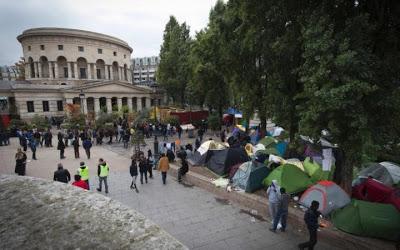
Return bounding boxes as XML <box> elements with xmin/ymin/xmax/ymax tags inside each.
<box><xmin>131</xmin><ymin>56</ymin><xmax>159</xmax><ymax>86</ymax></box>
<box><xmin>0</xmin><ymin>27</ymin><xmax>163</xmax><ymax>121</ymax></box>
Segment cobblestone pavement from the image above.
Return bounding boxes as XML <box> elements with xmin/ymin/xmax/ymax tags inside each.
<box><xmin>0</xmin><ymin>135</ymin><xmax>338</xmax><ymax>250</ymax></box>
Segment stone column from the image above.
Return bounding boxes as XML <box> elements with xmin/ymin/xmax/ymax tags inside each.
<box><xmin>110</xmin><ymin>67</ymin><xmax>114</xmax><ymax>80</ymax></box>
<box><xmin>87</xmin><ymin>64</ymin><xmax>92</xmax><ymax>79</ymax></box>
<box><xmin>34</xmin><ymin>62</ymin><xmax>38</xmax><ymax>78</ymax></box>
<box><xmin>49</xmin><ymin>62</ymin><xmax>54</xmax><ymax>79</ymax></box>
<box><xmin>67</xmin><ymin>62</ymin><xmax>72</xmax><ymax>79</ymax></box>
<box><xmin>74</xmin><ymin>62</ymin><xmax>79</xmax><ymax>79</ymax></box>
<box><xmin>106</xmin><ymin>98</ymin><xmax>112</xmax><ymax>114</ymax></box>
<box><xmin>145</xmin><ymin>97</ymin><xmax>151</xmax><ymax>109</ymax></box>
<box><xmin>93</xmin><ymin>64</ymin><xmax>97</xmax><ymax>80</ymax></box>
<box><xmin>117</xmin><ymin>98</ymin><xmax>122</xmax><ymax>111</ymax></box>
<box><xmin>127</xmin><ymin>97</ymin><xmax>133</xmax><ymax>111</ymax></box>
<box><xmin>80</xmin><ymin>98</ymin><xmax>88</xmax><ymax>114</ymax></box>
<box><xmin>54</xmin><ymin>61</ymin><xmax>58</xmax><ymax>79</ymax></box>
<box><xmin>137</xmin><ymin>97</ymin><xmax>142</xmax><ymax>111</ymax></box>
<box><xmin>38</xmin><ymin>62</ymin><xmax>42</xmax><ymax>78</ymax></box>
<box><xmin>94</xmin><ymin>98</ymin><xmax>100</xmax><ymax>115</ymax></box>
<box><xmin>25</xmin><ymin>64</ymin><xmax>30</xmax><ymax>79</ymax></box>
<box><xmin>104</xmin><ymin>65</ymin><xmax>109</xmax><ymax>80</ymax></box>
<box><xmin>118</xmin><ymin>67</ymin><xmax>122</xmax><ymax>81</ymax></box>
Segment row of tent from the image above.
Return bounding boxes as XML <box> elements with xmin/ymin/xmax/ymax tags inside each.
<box><xmin>188</xmin><ymin>137</ymin><xmax>400</xmax><ymax>241</ymax></box>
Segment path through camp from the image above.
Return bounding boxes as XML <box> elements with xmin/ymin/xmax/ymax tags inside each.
<box><xmin>0</xmin><ymin>137</ymin><xmax>339</xmax><ymax>250</ymax></box>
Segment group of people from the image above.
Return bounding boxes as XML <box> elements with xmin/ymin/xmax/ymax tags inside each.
<box><xmin>267</xmin><ymin>180</ymin><xmax>322</xmax><ymax>249</ymax></box>
<box><xmin>52</xmin><ymin>159</ymin><xmax>109</xmax><ymax>193</ymax></box>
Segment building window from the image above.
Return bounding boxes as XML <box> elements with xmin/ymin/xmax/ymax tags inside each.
<box><xmin>60</xmin><ymin>83</ymin><xmax>66</xmax><ymax>85</ymax></box>
<box><xmin>42</xmin><ymin>101</ymin><xmax>49</xmax><ymax>112</ymax></box>
<box><xmin>96</xmin><ymin>69</ymin><xmax>101</xmax><ymax>79</ymax></box>
<box><xmin>78</xmin><ymin>46</ymin><xmax>84</xmax><ymax>52</ymax></box>
<box><xmin>27</xmin><ymin>101</ymin><xmax>34</xmax><ymax>112</ymax></box>
<box><xmin>58</xmin><ymin>45</ymin><xmax>63</xmax><ymax>50</ymax></box>
<box><xmin>80</xmin><ymin>68</ymin><xmax>86</xmax><ymax>79</ymax></box>
<box><xmin>28</xmin><ymin>46</ymin><xmax>31</xmax><ymax>51</ymax></box>
<box><xmin>63</xmin><ymin>67</ymin><xmax>68</xmax><ymax>78</ymax></box>
<box><xmin>57</xmin><ymin>100</ymin><xmax>63</xmax><ymax>111</ymax></box>
<box><xmin>124</xmin><ymin>54</ymin><xmax>126</xmax><ymax>59</ymax></box>
<box><xmin>113</xmin><ymin>51</ymin><xmax>117</xmax><ymax>56</ymax></box>
<box><xmin>98</xmin><ymin>48</ymin><xmax>102</xmax><ymax>54</ymax></box>
<box><xmin>40</xmin><ymin>45</ymin><xmax>45</xmax><ymax>50</ymax></box>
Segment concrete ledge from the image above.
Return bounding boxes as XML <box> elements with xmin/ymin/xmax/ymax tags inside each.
<box><xmin>0</xmin><ymin>175</ymin><xmax>187</xmax><ymax>250</ymax></box>
<box><xmin>169</xmin><ymin>164</ymin><xmax>396</xmax><ymax>250</ymax></box>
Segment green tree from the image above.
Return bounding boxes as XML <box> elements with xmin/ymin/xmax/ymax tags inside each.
<box><xmin>158</xmin><ymin>16</ymin><xmax>192</xmax><ymax>107</ymax></box>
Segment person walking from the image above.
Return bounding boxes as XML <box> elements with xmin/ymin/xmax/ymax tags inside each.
<box><xmin>298</xmin><ymin>200</ymin><xmax>321</xmax><ymax>250</ymax></box>
<box><xmin>77</xmin><ymin>161</ymin><xmax>90</xmax><ymax>190</ymax></box>
<box><xmin>14</xmin><ymin>148</ymin><xmax>27</xmax><ymax>176</ymax></box>
<box><xmin>73</xmin><ymin>136</ymin><xmax>80</xmax><ymax>159</ymax></box>
<box><xmin>158</xmin><ymin>153</ymin><xmax>170</xmax><ymax>185</ymax></box>
<box><xmin>266</xmin><ymin>180</ymin><xmax>280</xmax><ymax>223</ymax></box>
<box><xmin>29</xmin><ymin>137</ymin><xmax>37</xmax><ymax>160</ymax></box>
<box><xmin>97</xmin><ymin>158</ymin><xmax>109</xmax><ymax>194</ymax></box>
<box><xmin>57</xmin><ymin>137</ymin><xmax>66</xmax><ymax>159</ymax></box>
<box><xmin>177</xmin><ymin>147</ymin><xmax>188</xmax><ymax>183</ymax></box>
<box><xmin>53</xmin><ymin>163</ymin><xmax>71</xmax><ymax>183</ymax></box>
<box><xmin>82</xmin><ymin>137</ymin><xmax>92</xmax><ymax>159</ymax></box>
<box><xmin>269</xmin><ymin>187</ymin><xmax>290</xmax><ymax>232</ymax></box>
<box><xmin>147</xmin><ymin>156</ymin><xmax>153</xmax><ymax>178</ymax></box>
<box><xmin>130</xmin><ymin>156</ymin><xmax>139</xmax><ymax>193</ymax></box>
<box><xmin>139</xmin><ymin>155</ymin><xmax>148</xmax><ymax>184</ymax></box>
<box><xmin>72</xmin><ymin>174</ymin><xmax>89</xmax><ymax>190</ymax></box>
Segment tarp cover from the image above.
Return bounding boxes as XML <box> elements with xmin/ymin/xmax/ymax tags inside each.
<box><xmin>352</xmin><ymin>178</ymin><xmax>400</xmax><ymax>212</ymax></box>
<box><xmin>357</xmin><ymin>162</ymin><xmax>400</xmax><ymax>186</ymax></box>
<box><xmin>332</xmin><ymin>199</ymin><xmax>400</xmax><ymax>241</ymax></box>
<box><xmin>300</xmin><ymin>180</ymin><xmax>351</xmax><ymax>215</ymax></box>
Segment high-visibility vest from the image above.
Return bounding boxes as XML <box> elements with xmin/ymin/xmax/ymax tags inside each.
<box><xmin>78</xmin><ymin>166</ymin><xmax>89</xmax><ymax>181</ymax></box>
<box><xmin>99</xmin><ymin>164</ymin><xmax>109</xmax><ymax>177</ymax></box>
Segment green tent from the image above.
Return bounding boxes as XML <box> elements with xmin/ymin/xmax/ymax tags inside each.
<box><xmin>332</xmin><ymin>199</ymin><xmax>400</xmax><ymax>241</ymax></box>
<box><xmin>262</xmin><ymin>164</ymin><xmax>313</xmax><ymax>194</ymax></box>
<box><xmin>259</xmin><ymin>136</ymin><xmax>277</xmax><ymax>148</ymax></box>
<box><xmin>303</xmin><ymin>157</ymin><xmax>335</xmax><ymax>182</ymax></box>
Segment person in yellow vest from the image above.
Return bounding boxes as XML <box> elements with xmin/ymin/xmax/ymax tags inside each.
<box><xmin>158</xmin><ymin>153</ymin><xmax>170</xmax><ymax>185</ymax></box>
<box><xmin>77</xmin><ymin>161</ymin><xmax>90</xmax><ymax>190</ymax></box>
<box><xmin>97</xmin><ymin>158</ymin><xmax>109</xmax><ymax>194</ymax></box>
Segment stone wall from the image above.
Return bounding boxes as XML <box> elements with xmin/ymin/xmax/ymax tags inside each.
<box><xmin>0</xmin><ymin>175</ymin><xmax>187</xmax><ymax>250</ymax></box>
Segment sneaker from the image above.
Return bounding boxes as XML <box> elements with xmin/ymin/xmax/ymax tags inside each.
<box><xmin>280</xmin><ymin>228</ymin><xmax>285</xmax><ymax>232</ymax></box>
<box><xmin>105</xmin><ymin>191</ymin><xmax>108</xmax><ymax>194</ymax></box>
<box><xmin>135</xmin><ymin>188</ymin><xmax>139</xmax><ymax>193</ymax></box>
<box><xmin>269</xmin><ymin>228</ymin><xmax>276</xmax><ymax>233</ymax></box>
<box><xmin>96</xmin><ymin>188</ymin><xmax>101</xmax><ymax>192</ymax></box>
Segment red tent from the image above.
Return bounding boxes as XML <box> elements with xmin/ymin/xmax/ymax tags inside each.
<box><xmin>352</xmin><ymin>178</ymin><xmax>400</xmax><ymax>211</ymax></box>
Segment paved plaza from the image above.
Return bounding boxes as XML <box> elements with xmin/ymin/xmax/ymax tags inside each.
<box><xmin>0</xmin><ymin>134</ymin><xmax>339</xmax><ymax>250</ymax></box>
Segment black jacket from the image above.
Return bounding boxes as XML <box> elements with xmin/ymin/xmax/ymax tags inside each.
<box><xmin>304</xmin><ymin>208</ymin><xmax>321</xmax><ymax>231</ymax></box>
<box><xmin>130</xmin><ymin>161</ymin><xmax>138</xmax><ymax>176</ymax></box>
<box><xmin>57</xmin><ymin>140</ymin><xmax>65</xmax><ymax>150</ymax></box>
<box><xmin>138</xmin><ymin>160</ymin><xmax>147</xmax><ymax>173</ymax></box>
<box><xmin>53</xmin><ymin>169</ymin><xmax>71</xmax><ymax>183</ymax></box>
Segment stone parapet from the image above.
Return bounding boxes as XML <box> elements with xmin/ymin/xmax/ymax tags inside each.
<box><xmin>0</xmin><ymin>175</ymin><xmax>187</xmax><ymax>250</ymax></box>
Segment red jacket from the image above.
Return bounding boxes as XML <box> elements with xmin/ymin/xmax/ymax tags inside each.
<box><xmin>72</xmin><ymin>180</ymin><xmax>89</xmax><ymax>190</ymax></box>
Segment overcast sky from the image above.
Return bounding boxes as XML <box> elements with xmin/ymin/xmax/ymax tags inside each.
<box><xmin>0</xmin><ymin>0</ymin><xmax>219</xmax><ymax>65</ymax></box>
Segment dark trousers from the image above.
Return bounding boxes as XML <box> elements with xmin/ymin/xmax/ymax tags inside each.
<box><xmin>85</xmin><ymin>148</ymin><xmax>90</xmax><ymax>159</ymax></box>
<box><xmin>148</xmin><ymin>167</ymin><xmax>153</xmax><ymax>178</ymax></box>
<box><xmin>140</xmin><ymin>171</ymin><xmax>147</xmax><ymax>184</ymax></box>
<box><xmin>32</xmin><ymin>149</ymin><xmax>36</xmax><ymax>160</ymax></box>
<box><xmin>272</xmin><ymin>209</ymin><xmax>288</xmax><ymax>230</ymax></box>
<box><xmin>74</xmin><ymin>148</ymin><xmax>79</xmax><ymax>158</ymax></box>
<box><xmin>161</xmin><ymin>172</ymin><xmax>167</xmax><ymax>184</ymax></box>
<box><xmin>299</xmin><ymin>228</ymin><xmax>317</xmax><ymax>250</ymax></box>
<box><xmin>85</xmin><ymin>179</ymin><xmax>90</xmax><ymax>190</ymax></box>
<box><xmin>60</xmin><ymin>149</ymin><xmax>65</xmax><ymax>159</ymax></box>
<box><xmin>178</xmin><ymin>167</ymin><xmax>188</xmax><ymax>182</ymax></box>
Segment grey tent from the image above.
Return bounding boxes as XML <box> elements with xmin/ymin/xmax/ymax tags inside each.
<box><xmin>206</xmin><ymin>147</ymin><xmax>249</xmax><ymax>176</ymax></box>
<box><xmin>232</xmin><ymin>161</ymin><xmax>270</xmax><ymax>193</ymax></box>
<box><xmin>357</xmin><ymin>162</ymin><xmax>400</xmax><ymax>186</ymax></box>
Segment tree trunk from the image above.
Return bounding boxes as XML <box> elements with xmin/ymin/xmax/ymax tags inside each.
<box><xmin>339</xmin><ymin>148</ymin><xmax>354</xmax><ymax>194</ymax></box>
<box><xmin>259</xmin><ymin>114</ymin><xmax>267</xmax><ymax>138</ymax></box>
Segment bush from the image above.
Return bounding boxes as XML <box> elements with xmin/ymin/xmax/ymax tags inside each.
<box><xmin>96</xmin><ymin>112</ymin><xmax>118</xmax><ymax>129</ymax></box>
<box><xmin>208</xmin><ymin>114</ymin><xmax>221</xmax><ymax>131</ymax></box>
<box><xmin>9</xmin><ymin>119</ymin><xmax>27</xmax><ymax>130</ymax></box>
<box><xmin>65</xmin><ymin>114</ymin><xmax>86</xmax><ymax>129</ymax></box>
<box><xmin>164</xmin><ymin>115</ymin><xmax>180</xmax><ymax>126</ymax></box>
<box><xmin>31</xmin><ymin>114</ymin><xmax>50</xmax><ymax>130</ymax></box>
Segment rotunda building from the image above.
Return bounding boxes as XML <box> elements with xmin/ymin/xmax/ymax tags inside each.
<box><xmin>0</xmin><ymin>28</ymin><xmax>164</xmax><ymax>121</ymax></box>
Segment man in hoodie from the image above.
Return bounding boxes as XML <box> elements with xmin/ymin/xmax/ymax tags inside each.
<box><xmin>266</xmin><ymin>180</ymin><xmax>280</xmax><ymax>223</ymax></box>
<box><xmin>270</xmin><ymin>187</ymin><xmax>290</xmax><ymax>233</ymax></box>
<box><xmin>97</xmin><ymin>158</ymin><xmax>109</xmax><ymax>194</ymax></box>
<box><xmin>77</xmin><ymin>161</ymin><xmax>90</xmax><ymax>190</ymax></box>
<box><xmin>298</xmin><ymin>200</ymin><xmax>321</xmax><ymax>250</ymax></box>
<box><xmin>82</xmin><ymin>137</ymin><xmax>92</xmax><ymax>159</ymax></box>
<box><xmin>53</xmin><ymin>163</ymin><xmax>71</xmax><ymax>183</ymax></box>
